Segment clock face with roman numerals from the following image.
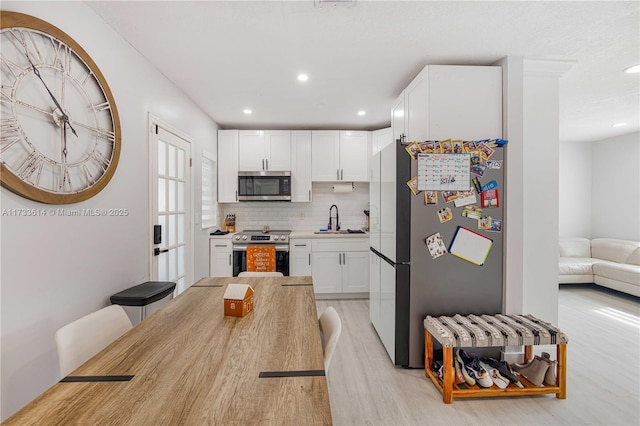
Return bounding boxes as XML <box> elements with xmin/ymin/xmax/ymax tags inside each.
<box><xmin>0</xmin><ymin>11</ymin><xmax>121</xmax><ymax>204</ymax></box>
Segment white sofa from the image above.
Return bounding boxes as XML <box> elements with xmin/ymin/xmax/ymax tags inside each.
<box><xmin>559</xmin><ymin>238</ymin><xmax>640</xmax><ymax>297</ymax></box>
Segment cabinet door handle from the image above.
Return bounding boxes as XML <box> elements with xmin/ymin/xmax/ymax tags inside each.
<box><xmin>341</xmin><ymin>169</ymin><xmax>344</xmax><ymax>180</ymax></box>
<box><xmin>308</xmin><ymin>189</ymin><xmax>311</xmax><ymax>201</ymax></box>
<box><xmin>262</xmin><ymin>159</ymin><xmax>265</xmax><ymax>170</ymax></box>
<box><xmin>342</xmin><ymin>253</ymin><xmax>345</xmax><ymax>264</ymax></box>
<box><xmin>265</xmin><ymin>159</ymin><xmax>268</xmax><ymax>170</ymax></box>
<box><xmin>308</xmin><ymin>253</ymin><xmax>311</xmax><ymax>265</ymax></box>
<box><xmin>235</xmin><ymin>190</ymin><xmax>238</xmax><ymax>201</ymax></box>
<box><xmin>338</xmin><ymin>253</ymin><xmax>342</xmax><ymax>265</ymax></box>
<box><xmin>229</xmin><ymin>254</ymin><xmax>232</xmax><ymax>265</ymax></box>
<box><xmin>337</xmin><ymin>169</ymin><xmax>340</xmax><ymax>180</ymax></box>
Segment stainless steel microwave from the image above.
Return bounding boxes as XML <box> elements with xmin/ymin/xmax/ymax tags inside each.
<box><xmin>238</xmin><ymin>171</ymin><xmax>291</xmax><ymax>201</ymax></box>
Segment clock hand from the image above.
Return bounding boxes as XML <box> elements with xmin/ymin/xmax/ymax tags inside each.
<box><xmin>25</xmin><ymin>55</ymin><xmax>78</xmax><ymax>137</ymax></box>
<box><xmin>62</xmin><ymin>121</ymin><xmax>68</xmax><ymax>162</ymax></box>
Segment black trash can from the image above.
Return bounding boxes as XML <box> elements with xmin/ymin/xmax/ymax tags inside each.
<box><xmin>110</xmin><ymin>281</ymin><xmax>176</xmax><ymax>325</ymax></box>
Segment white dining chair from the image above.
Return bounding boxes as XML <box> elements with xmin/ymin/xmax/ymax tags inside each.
<box><xmin>319</xmin><ymin>306</ymin><xmax>342</xmax><ymax>372</ymax></box>
<box><xmin>54</xmin><ymin>304</ymin><xmax>133</xmax><ymax>377</ymax></box>
<box><xmin>238</xmin><ymin>271</ymin><xmax>284</xmax><ymax>277</ymax></box>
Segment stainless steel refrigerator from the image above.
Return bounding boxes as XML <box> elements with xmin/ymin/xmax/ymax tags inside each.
<box><xmin>369</xmin><ymin>140</ymin><xmax>505</xmax><ymax>367</ymax></box>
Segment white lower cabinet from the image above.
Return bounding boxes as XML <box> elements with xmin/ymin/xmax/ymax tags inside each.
<box><xmin>310</xmin><ymin>237</ymin><xmax>369</xmax><ymax>295</ymax></box>
<box><xmin>209</xmin><ymin>239</ymin><xmax>232</xmax><ymax>277</ymax></box>
<box><xmin>290</xmin><ymin>239</ymin><xmax>312</xmax><ymax>276</ymax></box>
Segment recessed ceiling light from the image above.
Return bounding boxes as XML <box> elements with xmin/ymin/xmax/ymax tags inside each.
<box><xmin>243</xmin><ymin>109</ymin><xmax>252</xmax><ymax>115</ymax></box>
<box><xmin>357</xmin><ymin>110</ymin><xmax>366</xmax><ymax>116</ymax></box>
<box><xmin>623</xmin><ymin>65</ymin><xmax>640</xmax><ymax>74</ymax></box>
<box><xmin>297</xmin><ymin>74</ymin><xmax>309</xmax><ymax>81</ymax></box>
<box><xmin>612</xmin><ymin>122</ymin><xmax>627</xmax><ymax>127</ymax></box>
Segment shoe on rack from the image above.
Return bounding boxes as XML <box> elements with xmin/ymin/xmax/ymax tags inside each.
<box><xmin>511</xmin><ymin>357</ymin><xmax>534</xmax><ymax>372</ymax></box>
<box><xmin>481</xmin><ymin>357</ymin><xmax>524</xmax><ymax>388</ymax></box>
<box><xmin>454</xmin><ymin>357</ymin><xmax>466</xmax><ymax>385</ymax></box>
<box><xmin>480</xmin><ymin>361</ymin><xmax>508</xmax><ymax>389</ymax></box>
<box><xmin>541</xmin><ymin>352</ymin><xmax>558</xmax><ymax>386</ymax></box>
<box><xmin>432</xmin><ymin>360</ymin><xmax>444</xmax><ymax>379</ymax></box>
<box><xmin>457</xmin><ymin>349</ymin><xmax>493</xmax><ymax>388</ymax></box>
<box><xmin>512</xmin><ymin>356</ymin><xmax>550</xmax><ymax>387</ymax></box>
<box><xmin>455</xmin><ymin>349</ymin><xmax>476</xmax><ymax>386</ymax></box>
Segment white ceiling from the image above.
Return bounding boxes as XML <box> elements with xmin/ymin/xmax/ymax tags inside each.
<box><xmin>87</xmin><ymin>0</ymin><xmax>639</xmax><ymax>143</ymax></box>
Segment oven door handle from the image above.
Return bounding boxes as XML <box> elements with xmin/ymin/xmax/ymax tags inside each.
<box><xmin>232</xmin><ymin>245</ymin><xmax>289</xmax><ymax>252</ymax></box>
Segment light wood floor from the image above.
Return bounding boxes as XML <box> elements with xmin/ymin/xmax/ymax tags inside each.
<box><xmin>317</xmin><ymin>285</ymin><xmax>640</xmax><ymax>425</ymax></box>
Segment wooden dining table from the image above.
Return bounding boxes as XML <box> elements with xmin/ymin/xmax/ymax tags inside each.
<box><xmin>5</xmin><ymin>276</ymin><xmax>332</xmax><ymax>425</ymax></box>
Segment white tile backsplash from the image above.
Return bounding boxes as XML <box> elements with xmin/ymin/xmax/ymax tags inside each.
<box><xmin>219</xmin><ymin>182</ymin><xmax>369</xmax><ymax>231</ymax></box>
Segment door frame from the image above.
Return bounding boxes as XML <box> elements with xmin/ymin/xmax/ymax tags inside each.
<box><xmin>148</xmin><ymin>113</ymin><xmax>194</xmax><ymax>291</ymax></box>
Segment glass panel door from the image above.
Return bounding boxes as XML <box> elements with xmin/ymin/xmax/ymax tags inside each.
<box><xmin>151</xmin><ymin>124</ymin><xmax>191</xmax><ymax>294</ymax></box>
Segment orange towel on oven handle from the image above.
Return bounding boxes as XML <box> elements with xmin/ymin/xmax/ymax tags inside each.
<box><xmin>246</xmin><ymin>245</ymin><xmax>276</xmax><ymax>272</ymax></box>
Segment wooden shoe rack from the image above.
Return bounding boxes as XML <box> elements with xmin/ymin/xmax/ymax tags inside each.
<box><xmin>423</xmin><ymin>313</ymin><xmax>568</xmax><ymax>404</ymax></box>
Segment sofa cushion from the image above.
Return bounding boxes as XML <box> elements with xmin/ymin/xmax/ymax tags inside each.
<box><xmin>591</xmin><ymin>239</ymin><xmax>640</xmax><ymax>264</ymax></box>
<box><xmin>593</xmin><ymin>261</ymin><xmax>640</xmax><ymax>286</ymax></box>
<box><xmin>559</xmin><ymin>238</ymin><xmax>591</xmax><ymax>258</ymax></box>
<box><xmin>559</xmin><ymin>257</ymin><xmax>598</xmax><ymax>275</ymax></box>
<box><xmin>627</xmin><ymin>247</ymin><xmax>640</xmax><ymax>266</ymax></box>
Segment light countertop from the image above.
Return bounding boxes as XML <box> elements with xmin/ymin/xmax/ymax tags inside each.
<box><xmin>290</xmin><ymin>231</ymin><xmax>369</xmax><ymax>239</ymax></box>
<box><xmin>208</xmin><ymin>232</ymin><xmax>234</xmax><ymax>239</ymax></box>
<box><xmin>209</xmin><ymin>231</ymin><xmax>369</xmax><ymax>239</ymax></box>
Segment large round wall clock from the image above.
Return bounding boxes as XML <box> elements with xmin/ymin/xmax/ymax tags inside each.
<box><xmin>0</xmin><ymin>11</ymin><xmax>121</xmax><ymax>204</ymax></box>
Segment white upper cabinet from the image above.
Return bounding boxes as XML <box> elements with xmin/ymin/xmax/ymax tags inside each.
<box><xmin>238</xmin><ymin>130</ymin><xmax>291</xmax><ymax>171</ymax></box>
<box><xmin>217</xmin><ymin>130</ymin><xmax>238</xmax><ymax>203</ymax></box>
<box><xmin>265</xmin><ymin>130</ymin><xmax>292</xmax><ymax>171</ymax></box>
<box><xmin>238</xmin><ymin>130</ymin><xmax>264</xmax><ymax>171</ymax></box>
<box><xmin>311</xmin><ymin>130</ymin><xmax>340</xmax><ymax>181</ymax></box>
<box><xmin>371</xmin><ymin>127</ymin><xmax>392</xmax><ymax>156</ymax></box>
<box><xmin>394</xmin><ymin>65</ymin><xmax>502</xmax><ymax>143</ymax></box>
<box><xmin>339</xmin><ymin>131</ymin><xmax>369</xmax><ymax>182</ymax></box>
<box><xmin>391</xmin><ymin>93</ymin><xmax>405</xmax><ymax>144</ymax></box>
<box><xmin>427</xmin><ymin>66</ymin><xmax>502</xmax><ymax>140</ymax></box>
<box><xmin>291</xmin><ymin>130</ymin><xmax>312</xmax><ymax>202</ymax></box>
<box><xmin>311</xmin><ymin>130</ymin><xmax>369</xmax><ymax>182</ymax></box>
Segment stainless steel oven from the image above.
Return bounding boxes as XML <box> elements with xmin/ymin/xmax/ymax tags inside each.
<box><xmin>232</xmin><ymin>230</ymin><xmax>290</xmax><ymax>276</ymax></box>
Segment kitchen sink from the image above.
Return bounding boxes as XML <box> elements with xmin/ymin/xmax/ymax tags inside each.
<box><xmin>314</xmin><ymin>230</ymin><xmax>349</xmax><ymax>234</ymax></box>
<box><xmin>313</xmin><ymin>229</ymin><xmax>366</xmax><ymax>234</ymax></box>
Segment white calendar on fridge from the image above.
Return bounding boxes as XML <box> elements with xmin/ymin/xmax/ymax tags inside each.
<box><xmin>418</xmin><ymin>153</ymin><xmax>470</xmax><ymax>191</ymax></box>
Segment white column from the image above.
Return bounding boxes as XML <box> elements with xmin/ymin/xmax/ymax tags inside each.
<box><xmin>498</xmin><ymin>57</ymin><xmax>574</xmax><ymax>361</ymax></box>
<box><xmin>522</xmin><ymin>59</ymin><xmax>574</xmax><ymax>325</ymax></box>
<box><xmin>500</xmin><ymin>57</ymin><xmax>574</xmax><ymax>322</ymax></box>
<box><xmin>497</xmin><ymin>56</ymin><xmax>525</xmax><ymax>318</ymax></box>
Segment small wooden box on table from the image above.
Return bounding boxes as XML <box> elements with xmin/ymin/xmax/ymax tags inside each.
<box><xmin>424</xmin><ymin>313</ymin><xmax>568</xmax><ymax>404</ymax></box>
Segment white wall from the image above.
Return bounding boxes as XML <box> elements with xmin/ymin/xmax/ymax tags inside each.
<box><xmin>559</xmin><ymin>141</ymin><xmax>592</xmax><ymax>238</ymax></box>
<box><xmin>591</xmin><ymin>132</ymin><xmax>640</xmax><ymax>240</ymax></box>
<box><xmin>0</xmin><ymin>2</ymin><xmax>218</xmax><ymax>419</ymax></box>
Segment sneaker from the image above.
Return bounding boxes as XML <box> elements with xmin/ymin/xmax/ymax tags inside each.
<box><xmin>480</xmin><ymin>361</ymin><xmax>508</xmax><ymax>389</ymax></box>
<box><xmin>457</xmin><ymin>349</ymin><xmax>493</xmax><ymax>387</ymax></box>
<box><xmin>454</xmin><ymin>357</ymin><xmax>466</xmax><ymax>385</ymax></box>
<box><xmin>455</xmin><ymin>349</ymin><xmax>476</xmax><ymax>386</ymax></box>
<box><xmin>481</xmin><ymin>357</ymin><xmax>524</xmax><ymax>388</ymax></box>
<box><xmin>432</xmin><ymin>360</ymin><xmax>444</xmax><ymax>379</ymax></box>
<box><xmin>467</xmin><ymin>356</ymin><xmax>493</xmax><ymax>388</ymax></box>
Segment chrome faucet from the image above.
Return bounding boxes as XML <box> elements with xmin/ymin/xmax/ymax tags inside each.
<box><xmin>329</xmin><ymin>204</ymin><xmax>340</xmax><ymax>231</ymax></box>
